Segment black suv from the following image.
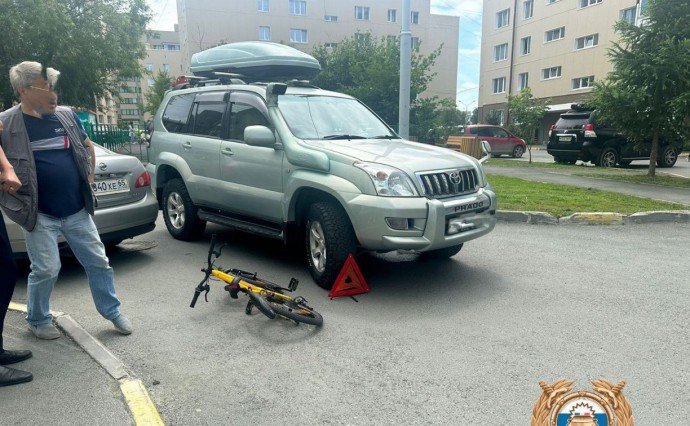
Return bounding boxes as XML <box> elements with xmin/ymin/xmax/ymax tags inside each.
<box><xmin>547</xmin><ymin>104</ymin><xmax>680</xmax><ymax>167</ymax></box>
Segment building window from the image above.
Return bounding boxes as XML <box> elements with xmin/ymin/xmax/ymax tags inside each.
<box><xmin>355</xmin><ymin>32</ymin><xmax>371</xmax><ymax>43</ymax></box>
<box><xmin>547</xmin><ymin>0</ymin><xmax>560</xmax><ymax>3</ymax></box>
<box><xmin>575</xmin><ymin>33</ymin><xmax>599</xmax><ymax>50</ymax></box>
<box><xmin>496</xmin><ymin>9</ymin><xmax>510</xmax><ymax>28</ymax></box>
<box><xmin>165</xmin><ymin>44</ymin><xmax>180</xmax><ymax>51</ymax></box>
<box><xmin>162</xmin><ymin>64</ymin><xmax>170</xmax><ymax>73</ymax></box>
<box><xmin>542</xmin><ymin>66</ymin><xmax>562</xmax><ymax>80</ymax></box>
<box><xmin>324</xmin><ymin>15</ymin><xmax>337</xmax><ymax>22</ymax></box>
<box><xmin>494</xmin><ymin>43</ymin><xmax>509</xmax><ymax>62</ymax></box>
<box><xmin>146</xmin><ymin>63</ymin><xmax>154</xmax><ymax>72</ymax></box>
<box><xmin>387</xmin><ymin>9</ymin><xmax>397</xmax><ymax>22</ymax></box>
<box><xmin>259</xmin><ymin>26</ymin><xmax>271</xmax><ymax>40</ymax></box>
<box><xmin>147</xmin><ymin>79</ymin><xmax>155</xmax><ymax>87</ymax></box>
<box><xmin>523</xmin><ymin>0</ymin><xmax>533</xmax><ymax>19</ymax></box>
<box><xmin>411</xmin><ymin>11</ymin><xmax>420</xmax><ymax>24</ymax></box>
<box><xmin>545</xmin><ymin>27</ymin><xmax>565</xmax><ymax>42</ymax></box>
<box><xmin>492</xmin><ymin>77</ymin><xmax>506</xmax><ymax>94</ymax></box>
<box><xmin>290</xmin><ymin>29</ymin><xmax>307</xmax><ymax>43</ymax></box>
<box><xmin>518</xmin><ymin>72</ymin><xmax>529</xmax><ymax>90</ymax></box>
<box><xmin>572</xmin><ymin>75</ymin><xmax>595</xmax><ymax>89</ymax></box>
<box><xmin>325</xmin><ymin>42</ymin><xmax>338</xmax><ymax>49</ymax></box>
<box><xmin>355</xmin><ymin>6</ymin><xmax>370</xmax><ymax>20</ymax></box>
<box><xmin>520</xmin><ymin>36</ymin><xmax>531</xmax><ymax>55</ymax></box>
<box><xmin>579</xmin><ymin>0</ymin><xmax>602</xmax><ymax>8</ymax></box>
<box><xmin>411</xmin><ymin>37</ymin><xmax>420</xmax><ymax>49</ymax></box>
<box><xmin>289</xmin><ymin>0</ymin><xmax>306</xmax><ymax>15</ymax></box>
<box><xmin>620</xmin><ymin>7</ymin><xmax>636</xmax><ymax>24</ymax></box>
<box><xmin>258</xmin><ymin>0</ymin><xmax>269</xmax><ymax>12</ymax></box>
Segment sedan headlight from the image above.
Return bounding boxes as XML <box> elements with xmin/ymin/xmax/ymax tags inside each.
<box><xmin>354</xmin><ymin>162</ymin><xmax>418</xmax><ymax>196</ymax></box>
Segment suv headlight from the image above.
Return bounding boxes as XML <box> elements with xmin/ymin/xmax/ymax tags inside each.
<box><xmin>354</xmin><ymin>162</ymin><xmax>419</xmax><ymax>197</ymax></box>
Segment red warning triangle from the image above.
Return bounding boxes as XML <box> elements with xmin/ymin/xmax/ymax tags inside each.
<box><xmin>328</xmin><ymin>254</ymin><xmax>370</xmax><ymax>298</ymax></box>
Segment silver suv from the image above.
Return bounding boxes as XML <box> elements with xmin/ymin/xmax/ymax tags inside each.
<box><xmin>146</xmin><ymin>81</ymin><xmax>497</xmax><ymax>288</ymax></box>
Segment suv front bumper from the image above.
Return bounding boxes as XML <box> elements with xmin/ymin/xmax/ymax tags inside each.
<box><xmin>344</xmin><ymin>187</ymin><xmax>497</xmax><ymax>252</ymax></box>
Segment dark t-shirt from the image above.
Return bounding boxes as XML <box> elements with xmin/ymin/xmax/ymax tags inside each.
<box><xmin>23</xmin><ymin>112</ymin><xmax>88</xmax><ymax>218</ymax></box>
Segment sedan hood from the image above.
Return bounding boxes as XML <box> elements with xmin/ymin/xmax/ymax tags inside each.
<box><xmin>308</xmin><ymin>139</ymin><xmax>478</xmax><ymax>172</ymax></box>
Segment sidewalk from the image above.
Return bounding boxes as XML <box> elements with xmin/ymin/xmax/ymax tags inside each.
<box><xmin>2</xmin><ymin>304</ymin><xmax>163</xmax><ymax>425</ymax></box>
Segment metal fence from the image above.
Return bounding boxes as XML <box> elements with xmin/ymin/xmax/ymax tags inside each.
<box><xmin>82</xmin><ymin>122</ymin><xmax>148</xmax><ymax>163</ymax></box>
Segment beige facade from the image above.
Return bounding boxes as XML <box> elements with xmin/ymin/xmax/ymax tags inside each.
<box><xmin>175</xmin><ymin>0</ymin><xmax>459</xmax><ymax>101</ymax></box>
<box><xmin>478</xmin><ymin>0</ymin><xmax>640</xmax><ymax>142</ymax></box>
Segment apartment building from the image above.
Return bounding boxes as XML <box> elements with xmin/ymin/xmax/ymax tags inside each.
<box><xmin>97</xmin><ymin>30</ymin><xmax>182</xmax><ymax>126</ymax></box>
<box><xmin>175</xmin><ymin>0</ymin><xmax>459</xmax><ymax>102</ymax></box>
<box><xmin>478</xmin><ymin>0</ymin><xmax>642</xmax><ymax>142</ymax></box>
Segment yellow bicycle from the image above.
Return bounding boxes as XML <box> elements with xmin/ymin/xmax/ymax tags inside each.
<box><xmin>190</xmin><ymin>234</ymin><xmax>323</xmax><ymax>326</ymax></box>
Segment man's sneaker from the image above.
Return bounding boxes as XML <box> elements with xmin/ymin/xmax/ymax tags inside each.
<box><xmin>29</xmin><ymin>323</ymin><xmax>61</xmax><ymax>340</ymax></box>
<box><xmin>111</xmin><ymin>314</ymin><xmax>133</xmax><ymax>335</ymax></box>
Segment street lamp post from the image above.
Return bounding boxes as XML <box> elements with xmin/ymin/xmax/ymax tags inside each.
<box><xmin>458</xmin><ymin>100</ymin><xmax>476</xmax><ymax>126</ymax></box>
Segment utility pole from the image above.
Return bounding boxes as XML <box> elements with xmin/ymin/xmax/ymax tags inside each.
<box><xmin>399</xmin><ymin>0</ymin><xmax>411</xmax><ymax>139</ymax></box>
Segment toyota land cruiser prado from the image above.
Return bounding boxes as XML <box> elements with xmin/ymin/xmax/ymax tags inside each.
<box><xmin>146</xmin><ymin>42</ymin><xmax>497</xmax><ymax>289</ymax></box>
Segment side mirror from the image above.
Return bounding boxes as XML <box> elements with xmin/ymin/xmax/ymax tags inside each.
<box><xmin>244</xmin><ymin>125</ymin><xmax>276</xmax><ymax>148</ymax></box>
<box><xmin>479</xmin><ymin>140</ymin><xmax>491</xmax><ymax>164</ymax></box>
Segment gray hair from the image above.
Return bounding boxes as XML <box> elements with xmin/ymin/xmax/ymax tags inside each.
<box><xmin>9</xmin><ymin>61</ymin><xmax>60</xmax><ymax>96</ymax></box>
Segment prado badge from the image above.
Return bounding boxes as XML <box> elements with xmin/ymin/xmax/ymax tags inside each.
<box><xmin>530</xmin><ymin>379</ymin><xmax>634</xmax><ymax>426</ymax></box>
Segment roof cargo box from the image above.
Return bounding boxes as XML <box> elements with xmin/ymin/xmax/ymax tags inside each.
<box><xmin>190</xmin><ymin>41</ymin><xmax>321</xmax><ymax>81</ymax></box>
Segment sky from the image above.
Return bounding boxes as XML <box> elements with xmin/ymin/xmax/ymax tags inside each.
<box><xmin>144</xmin><ymin>0</ymin><xmax>482</xmax><ymax>109</ymax></box>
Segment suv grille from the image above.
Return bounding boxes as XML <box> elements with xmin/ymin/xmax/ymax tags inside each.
<box><xmin>418</xmin><ymin>169</ymin><xmax>479</xmax><ymax>198</ymax></box>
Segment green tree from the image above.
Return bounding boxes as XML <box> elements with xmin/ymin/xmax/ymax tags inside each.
<box><xmin>311</xmin><ymin>33</ymin><xmax>456</xmax><ymax>142</ymax></box>
<box><xmin>507</xmin><ymin>87</ymin><xmax>549</xmax><ymax>162</ymax></box>
<box><xmin>485</xmin><ymin>110</ymin><xmax>503</xmax><ymax>126</ymax></box>
<box><xmin>0</xmin><ymin>0</ymin><xmax>151</xmax><ymax>110</ymax></box>
<box><xmin>470</xmin><ymin>107</ymin><xmax>478</xmax><ymax>125</ymax></box>
<box><xmin>589</xmin><ymin>0</ymin><xmax>690</xmax><ymax>177</ymax></box>
<box><xmin>144</xmin><ymin>71</ymin><xmax>173</xmax><ymax>115</ymax></box>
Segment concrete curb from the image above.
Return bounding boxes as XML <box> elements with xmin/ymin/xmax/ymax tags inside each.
<box><xmin>8</xmin><ymin>303</ymin><xmax>165</xmax><ymax>426</ymax></box>
<box><xmin>496</xmin><ymin>210</ymin><xmax>690</xmax><ymax>225</ymax></box>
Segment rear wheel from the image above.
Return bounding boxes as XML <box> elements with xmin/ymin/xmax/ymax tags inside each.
<box><xmin>267</xmin><ymin>297</ymin><xmax>323</xmax><ymax>326</ymax></box>
<box><xmin>657</xmin><ymin>146</ymin><xmax>678</xmax><ymax>168</ymax></box>
<box><xmin>598</xmin><ymin>147</ymin><xmax>618</xmax><ymax>168</ymax></box>
<box><xmin>305</xmin><ymin>201</ymin><xmax>357</xmax><ymax>290</ymax></box>
<box><xmin>162</xmin><ymin>178</ymin><xmax>206</xmax><ymax>240</ymax></box>
<box><xmin>512</xmin><ymin>145</ymin><xmax>525</xmax><ymax>158</ymax></box>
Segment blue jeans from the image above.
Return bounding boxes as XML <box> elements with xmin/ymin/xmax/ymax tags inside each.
<box><xmin>24</xmin><ymin>209</ymin><xmax>121</xmax><ymax>326</ymax></box>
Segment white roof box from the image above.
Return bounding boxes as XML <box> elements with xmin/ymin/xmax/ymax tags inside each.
<box><xmin>190</xmin><ymin>41</ymin><xmax>321</xmax><ymax>82</ymax></box>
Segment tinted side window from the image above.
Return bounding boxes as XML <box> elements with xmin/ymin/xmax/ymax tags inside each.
<box><xmin>191</xmin><ymin>102</ymin><xmax>226</xmax><ymax>138</ymax></box>
<box><xmin>494</xmin><ymin>128</ymin><xmax>509</xmax><ymax>138</ymax></box>
<box><xmin>476</xmin><ymin>127</ymin><xmax>493</xmax><ymax>137</ymax></box>
<box><xmin>162</xmin><ymin>93</ymin><xmax>194</xmax><ymax>133</ymax></box>
<box><xmin>229</xmin><ymin>92</ymin><xmax>270</xmax><ymax>141</ymax></box>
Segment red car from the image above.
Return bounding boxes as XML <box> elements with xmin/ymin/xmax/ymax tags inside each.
<box><xmin>461</xmin><ymin>125</ymin><xmax>527</xmax><ymax>158</ymax></box>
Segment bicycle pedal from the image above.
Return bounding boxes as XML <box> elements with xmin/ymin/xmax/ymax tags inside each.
<box><xmin>224</xmin><ymin>284</ymin><xmax>240</xmax><ymax>299</ymax></box>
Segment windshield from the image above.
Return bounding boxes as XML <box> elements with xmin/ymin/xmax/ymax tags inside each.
<box><xmin>277</xmin><ymin>94</ymin><xmax>398</xmax><ymax>140</ymax></box>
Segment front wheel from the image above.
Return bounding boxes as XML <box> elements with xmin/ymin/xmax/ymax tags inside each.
<box><xmin>162</xmin><ymin>178</ymin><xmax>206</xmax><ymax>240</ymax></box>
<box><xmin>305</xmin><ymin>201</ymin><xmax>357</xmax><ymax>290</ymax></box>
<box><xmin>268</xmin><ymin>298</ymin><xmax>323</xmax><ymax>326</ymax></box>
<box><xmin>598</xmin><ymin>147</ymin><xmax>618</xmax><ymax>168</ymax></box>
<box><xmin>657</xmin><ymin>146</ymin><xmax>678</xmax><ymax>168</ymax></box>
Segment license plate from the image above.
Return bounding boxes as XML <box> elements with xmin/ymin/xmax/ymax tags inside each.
<box><xmin>559</xmin><ymin>136</ymin><xmax>573</xmax><ymax>143</ymax></box>
<box><xmin>92</xmin><ymin>178</ymin><xmax>129</xmax><ymax>195</ymax></box>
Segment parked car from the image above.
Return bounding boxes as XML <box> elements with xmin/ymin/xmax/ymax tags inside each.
<box><xmin>4</xmin><ymin>143</ymin><xmax>159</xmax><ymax>256</ymax></box>
<box><xmin>460</xmin><ymin>125</ymin><xmax>527</xmax><ymax>158</ymax></box>
<box><xmin>146</xmin><ymin>41</ymin><xmax>497</xmax><ymax>290</ymax></box>
<box><xmin>547</xmin><ymin>104</ymin><xmax>681</xmax><ymax>167</ymax></box>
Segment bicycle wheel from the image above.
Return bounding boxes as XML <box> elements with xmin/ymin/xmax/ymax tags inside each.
<box><xmin>267</xmin><ymin>297</ymin><xmax>323</xmax><ymax>326</ymax></box>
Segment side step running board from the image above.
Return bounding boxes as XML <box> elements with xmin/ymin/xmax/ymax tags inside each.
<box><xmin>198</xmin><ymin>211</ymin><xmax>283</xmax><ymax>240</ymax></box>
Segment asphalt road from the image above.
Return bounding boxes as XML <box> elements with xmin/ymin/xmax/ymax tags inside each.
<box><xmin>12</xmin><ymin>218</ymin><xmax>690</xmax><ymax>425</ymax></box>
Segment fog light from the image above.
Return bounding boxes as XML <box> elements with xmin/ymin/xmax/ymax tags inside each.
<box><xmin>385</xmin><ymin>217</ymin><xmax>409</xmax><ymax>230</ymax></box>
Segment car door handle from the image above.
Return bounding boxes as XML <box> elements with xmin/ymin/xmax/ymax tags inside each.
<box><xmin>221</xmin><ymin>148</ymin><xmax>234</xmax><ymax>156</ymax></box>
<box><xmin>182</xmin><ymin>141</ymin><xmax>192</xmax><ymax>150</ymax></box>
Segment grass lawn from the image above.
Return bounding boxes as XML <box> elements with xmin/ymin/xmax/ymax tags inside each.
<box><xmin>487</xmin><ymin>174</ymin><xmax>689</xmax><ymax>218</ymax></box>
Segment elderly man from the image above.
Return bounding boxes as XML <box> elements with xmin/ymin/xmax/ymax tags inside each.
<box><xmin>0</xmin><ymin>61</ymin><xmax>132</xmax><ymax>339</ymax></box>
